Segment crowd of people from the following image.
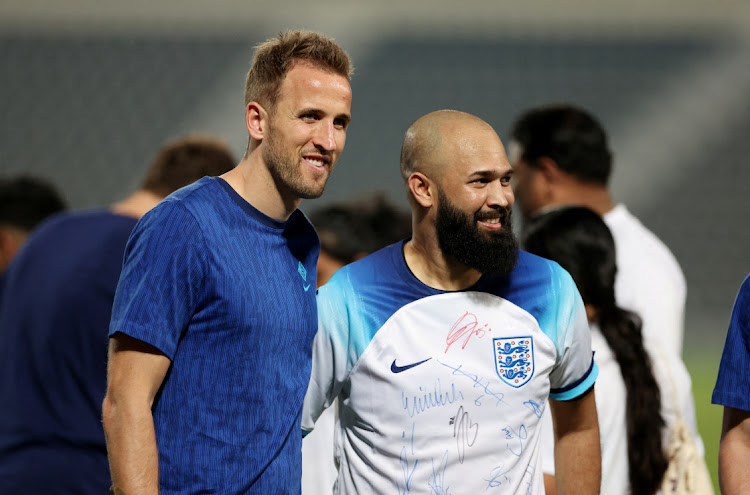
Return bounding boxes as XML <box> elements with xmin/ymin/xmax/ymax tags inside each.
<box><xmin>0</xmin><ymin>28</ymin><xmax>746</xmax><ymax>495</ymax></box>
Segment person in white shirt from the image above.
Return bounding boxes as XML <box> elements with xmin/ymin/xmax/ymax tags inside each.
<box><xmin>523</xmin><ymin>205</ymin><xmax>704</xmax><ymax>495</ymax></box>
<box><xmin>508</xmin><ymin>104</ymin><xmax>686</xmax><ymax>356</ymax></box>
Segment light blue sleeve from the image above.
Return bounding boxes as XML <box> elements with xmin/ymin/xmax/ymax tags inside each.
<box><xmin>546</xmin><ymin>264</ymin><xmax>599</xmax><ymax>401</ymax></box>
<box><xmin>302</xmin><ymin>269</ymin><xmax>374</xmax><ymax>433</ymax></box>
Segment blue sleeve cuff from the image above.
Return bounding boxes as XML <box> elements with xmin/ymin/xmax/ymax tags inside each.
<box><xmin>549</xmin><ymin>357</ymin><xmax>599</xmax><ymax>401</ymax></box>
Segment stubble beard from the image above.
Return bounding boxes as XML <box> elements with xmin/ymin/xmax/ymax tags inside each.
<box><xmin>262</xmin><ymin>125</ymin><xmax>329</xmax><ymax>200</ymax></box>
<box><xmin>435</xmin><ymin>187</ymin><xmax>519</xmax><ymax>276</ymax></box>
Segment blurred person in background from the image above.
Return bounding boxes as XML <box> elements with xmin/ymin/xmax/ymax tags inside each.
<box><xmin>302</xmin><ymin>110</ymin><xmax>600</xmax><ymax>494</ymax></box>
<box><xmin>310</xmin><ymin>192</ymin><xmax>411</xmax><ymax>287</ymax></box>
<box><xmin>103</xmin><ymin>30</ymin><xmax>353</xmax><ymax>494</ymax></box>
<box><xmin>302</xmin><ymin>193</ymin><xmax>411</xmax><ymax>495</ymax></box>
<box><xmin>509</xmin><ymin>103</ymin><xmax>686</xmax><ymax>357</ymax></box>
<box><xmin>0</xmin><ymin>135</ymin><xmax>235</xmax><ymax>495</ymax></box>
<box><xmin>522</xmin><ymin>206</ymin><xmax>706</xmax><ymax>495</ymax></box>
<box><xmin>712</xmin><ymin>274</ymin><xmax>750</xmax><ymax>494</ymax></box>
<box><xmin>0</xmin><ymin>174</ymin><xmax>66</xmax><ymax>275</ymax></box>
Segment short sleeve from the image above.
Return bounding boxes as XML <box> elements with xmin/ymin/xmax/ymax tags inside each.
<box><xmin>712</xmin><ymin>275</ymin><xmax>750</xmax><ymax>411</ymax></box>
<box><xmin>302</xmin><ymin>272</ymin><xmax>358</xmax><ymax>433</ymax></box>
<box><xmin>109</xmin><ymin>200</ymin><xmax>207</xmax><ymax>359</ymax></box>
<box><xmin>547</xmin><ymin>266</ymin><xmax>598</xmax><ymax>401</ymax></box>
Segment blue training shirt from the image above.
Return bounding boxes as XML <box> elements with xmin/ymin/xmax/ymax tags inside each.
<box><xmin>0</xmin><ymin>210</ymin><xmax>137</xmax><ymax>494</ymax></box>
<box><xmin>111</xmin><ymin>177</ymin><xmax>319</xmax><ymax>494</ymax></box>
<box><xmin>712</xmin><ymin>274</ymin><xmax>750</xmax><ymax>412</ymax></box>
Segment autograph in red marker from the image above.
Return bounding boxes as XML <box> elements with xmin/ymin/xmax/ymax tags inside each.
<box><xmin>445</xmin><ymin>311</ymin><xmax>491</xmax><ymax>353</ymax></box>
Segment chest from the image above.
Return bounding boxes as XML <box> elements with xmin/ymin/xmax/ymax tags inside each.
<box><xmin>192</xmin><ymin>226</ymin><xmax>318</xmax><ymax>341</ymax></box>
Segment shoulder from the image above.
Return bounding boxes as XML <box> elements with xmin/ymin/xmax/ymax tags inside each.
<box><xmin>164</xmin><ymin>176</ymin><xmax>221</xmax><ymax>202</ymax></box>
<box><xmin>506</xmin><ymin>250</ymin><xmax>578</xmax><ymax>299</ymax></box>
<box><xmin>729</xmin><ymin>274</ymin><xmax>750</xmax><ymax>332</ymax></box>
<box><xmin>317</xmin><ymin>243</ymin><xmax>405</xmax><ymax>311</ymax></box>
<box><xmin>735</xmin><ymin>275</ymin><xmax>750</xmax><ymax>307</ymax></box>
<box><xmin>328</xmin><ymin>243</ymin><xmax>401</xmax><ymax>286</ymax></box>
<box><xmin>604</xmin><ymin>205</ymin><xmax>683</xmax><ymax>270</ymax></box>
<box><xmin>23</xmin><ymin>210</ymin><xmax>137</xmax><ymax>253</ymax></box>
<box><xmin>138</xmin><ymin>179</ymin><xmax>223</xmax><ymax>230</ymax></box>
<box><xmin>480</xmin><ymin>250</ymin><xmax>581</xmax><ymax>331</ymax></box>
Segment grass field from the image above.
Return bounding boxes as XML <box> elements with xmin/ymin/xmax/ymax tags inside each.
<box><xmin>685</xmin><ymin>348</ymin><xmax>724</xmax><ymax>494</ymax></box>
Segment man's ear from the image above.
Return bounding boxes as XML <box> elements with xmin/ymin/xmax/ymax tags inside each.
<box><xmin>0</xmin><ymin>228</ymin><xmax>23</xmax><ymax>270</ymax></box>
<box><xmin>536</xmin><ymin>156</ymin><xmax>565</xmax><ymax>184</ymax></box>
<box><xmin>245</xmin><ymin>102</ymin><xmax>268</xmax><ymax>142</ymax></box>
<box><xmin>407</xmin><ymin>172</ymin><xmax>435</xmax><ymax>209</ymax></box>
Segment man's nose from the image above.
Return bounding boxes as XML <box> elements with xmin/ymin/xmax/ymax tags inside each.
<box><xmin>487</xmin><ymin>181</ymin><xmax>511</xmax><ymax>208</ymax></box>
<box><xmin>313</xmin><ymin>120</ymin><xmax>336</xmax><ymax>152</ymax></box>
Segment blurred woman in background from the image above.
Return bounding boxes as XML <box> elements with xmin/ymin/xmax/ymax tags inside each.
<box><xmin>523</xmin><ymin>206</ymin><xmax>705</xmax><ymax>495</ymax></box>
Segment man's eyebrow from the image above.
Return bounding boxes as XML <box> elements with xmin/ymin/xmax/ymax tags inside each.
<box><xmin>335</xmin><ymin>112</ymin><xmax>351</xmax><ymax>125</ymax></box>
<box><xmin>297</xmin><ymin>107</ymin><xmax>321</xmax><ymax>115</ymax></box>
<box><xmin>469</xmin><ymin>168</ymin><xmax>514</xmax><ymax>178</ymax></box>
<box><xmin>297</xmin><ymin>108</ymin><xmax>351</xmax><ymax>125</ymax></box>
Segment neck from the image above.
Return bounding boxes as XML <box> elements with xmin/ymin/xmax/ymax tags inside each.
<box><xmin>221</xmin><ymin>153</ymin><xmax>299</xmax><ymax>222</ymax></box>
<box><xmin>553</xmin><ymin>180</ymin><xmax>615</xmax><ymax>216</ymax></box>
<box><xmin>404</xmin><ymin>227</ymin><xmax>482</xmax><ymax>291</ymax></box>
<box><xmin>111</xmin><ymin>190</ymin><xmax>164</xmax><ymax>219</ymax></box>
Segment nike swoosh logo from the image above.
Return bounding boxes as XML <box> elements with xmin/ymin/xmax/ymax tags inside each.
<box><xmin>303</xmin><ymin>284</ymin><xmax>311</xmax><ymax>291</ymax></box>
<box><xmin>391</xmin><ymin>358</ymin><xmax>432</xmax><ymax>373</ymax></box>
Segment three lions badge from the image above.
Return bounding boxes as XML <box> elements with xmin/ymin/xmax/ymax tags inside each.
<box><xmin>494</xmin><ymin>337</ymin><xmax>534</xmax><ymax>387</ymax></box>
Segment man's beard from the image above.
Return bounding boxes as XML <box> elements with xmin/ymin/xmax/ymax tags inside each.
<box><xmin>435</xmin><ymin>188</ymin><xmax>519</xmax><ymax>276</ymax></box>
<box><xmin>262</xmin><ymin>126</ymin><xmax>328</xmax><ymax>200</ymax></box>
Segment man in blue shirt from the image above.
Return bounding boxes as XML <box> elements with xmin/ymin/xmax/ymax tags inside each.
<box><xmin>712</xmin><ymin>274</ymin><xmax>750</xmax><ymax>494</ymax></box>
<box><xmin>0</xmin><ymin>174</ymin><xmax>66</xmax><ymax>286</ymax></box>
<box><xmin>0</xmin><ymin>135</ymin><xmax>235</xmax><ymax>495</ymax></box>
<box><xmin>103</xmin><ymin>30</ymin><xmax>353</xmax><ymax>494</ymax></box>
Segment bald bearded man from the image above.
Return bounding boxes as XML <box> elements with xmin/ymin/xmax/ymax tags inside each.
<box><xmin>301</xmin><ymin>110</ymin><xmax>601</xmax><ymax>494</ymax></box>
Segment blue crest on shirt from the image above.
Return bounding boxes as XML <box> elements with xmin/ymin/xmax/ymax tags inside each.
<box><xmin>298</xmin><ymin>261</ymin><xmax>307</xmax><ymax>281</ymax></box>
<box><xmin>494</xmin><ymin>337</ymin><xmax>534</xmax><ymax>387</ymax></box>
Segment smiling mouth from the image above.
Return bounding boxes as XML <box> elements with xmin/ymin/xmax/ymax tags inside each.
<box><xmin>302</xmin><ymin>151</ymin><xmax>331</xmax><ymax>168</ymax></box>
<box><xmin>476</xmin><ymin>214</ymin><xmax>507</xmax><ymax>231</ymax></box>
<box><xmin>304</xmin><ymin>157</ymin><xmax>327</xmax><ymax>168</ymax></box>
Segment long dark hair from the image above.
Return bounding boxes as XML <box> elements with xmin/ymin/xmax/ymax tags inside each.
<box><xmin>523</xmin><ymin>206</ymin><xmax>667</xmax><ymax>495</ymax></box>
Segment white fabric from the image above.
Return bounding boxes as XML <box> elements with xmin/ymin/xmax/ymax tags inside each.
<box><xmin>302</xmin><ymin>246</ymin><xmax>598</xmax><ymax>495</ymax></box>
<box><xmin>603</xmin><ymin>204</ymin><xmax>686</xmax><ymax>356</ymax></box>
<box><xmin>302</xmin><ymin>402</ymin><xmax>338</xmax><ymax>495</ymax></box>
<box><xmin>540</xmin><ymin>325</ymin><xmax>704</xmax><ymax>494</ymax></box>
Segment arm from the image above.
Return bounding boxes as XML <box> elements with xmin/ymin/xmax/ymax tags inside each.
<box><xmin>544</xmin><ymin>474</ymin><xmax>557</xmax><ymax>495</ymax></box>
<box><xmin>549</xmin><ymin>388</ymin><xmax>601</xmax><ymax>495</ymax></box>
<box><xmin>102</xmin><ymin>333</ymin><xmax>171</xmax><ymax>495</ymax></box>
<box><xmin>719</xmin><ymin>406</ymin><xmax>750</xmax><ymax>494</ymax></box>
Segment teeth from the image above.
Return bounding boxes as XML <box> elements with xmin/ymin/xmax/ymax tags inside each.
<box><xmin>306</xmin><ymin>158</ymin><xmax>325</xmax><ymax>167</ymax></box>
<box><xmin>484</xmin><ymin>218</ymin><xmax>500</xmax><ymax>224</ymax></box>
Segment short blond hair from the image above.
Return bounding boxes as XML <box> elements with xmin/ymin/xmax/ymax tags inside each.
<box><xmin>244</xmin><ymin>30</ymin><xmax>353</xmax><ymax>112</ymax></box>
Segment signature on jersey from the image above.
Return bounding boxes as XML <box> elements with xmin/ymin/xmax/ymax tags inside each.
<box><xmin>445</xmin><ymin>311</ymin><xmax>491</xmax><ymax>353</ymax></box>
<box><xmin>450</xmin><ymin>405</ymin><xmax>478</xmax><ymax>464</ymax></box>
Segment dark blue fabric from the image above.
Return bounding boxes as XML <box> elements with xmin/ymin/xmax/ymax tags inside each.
<box><xmin>110</xmin><ymin>177</ymin><xmax>320</xmax><ymax>494</ymax></box>
<box><xmin>712</xmin><ymin>274</ymin><xmax>750</xmax><ymax>412</ymax></box>
<box><xmin>0</xmin><ymin>209</ymin><xmax>138</xmax><ymax>494</ymax></box>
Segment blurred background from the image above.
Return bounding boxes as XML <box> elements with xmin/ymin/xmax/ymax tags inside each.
<box><xmin>2</xmin><ymin>1</ymin><xmax>748</xmax><ymax>489</ymax></box>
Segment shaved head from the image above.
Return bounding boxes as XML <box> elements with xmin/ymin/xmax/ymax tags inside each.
<box><xmin>400</xmin><ymin>110</ymin><xmax>495</xmax><ymax>183</ymax></box>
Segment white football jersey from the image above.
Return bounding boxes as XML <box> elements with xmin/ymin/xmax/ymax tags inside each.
<box><xmin>303</xmin><ymin>242</ymin><xmax>597</xmax><ymax>495</ymax></box>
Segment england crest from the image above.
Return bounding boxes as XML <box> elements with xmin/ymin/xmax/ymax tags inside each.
<box><xmin>493</xmin><ymin>337</ymin><xmax>534</xmax><ymax>388</ymax></box>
